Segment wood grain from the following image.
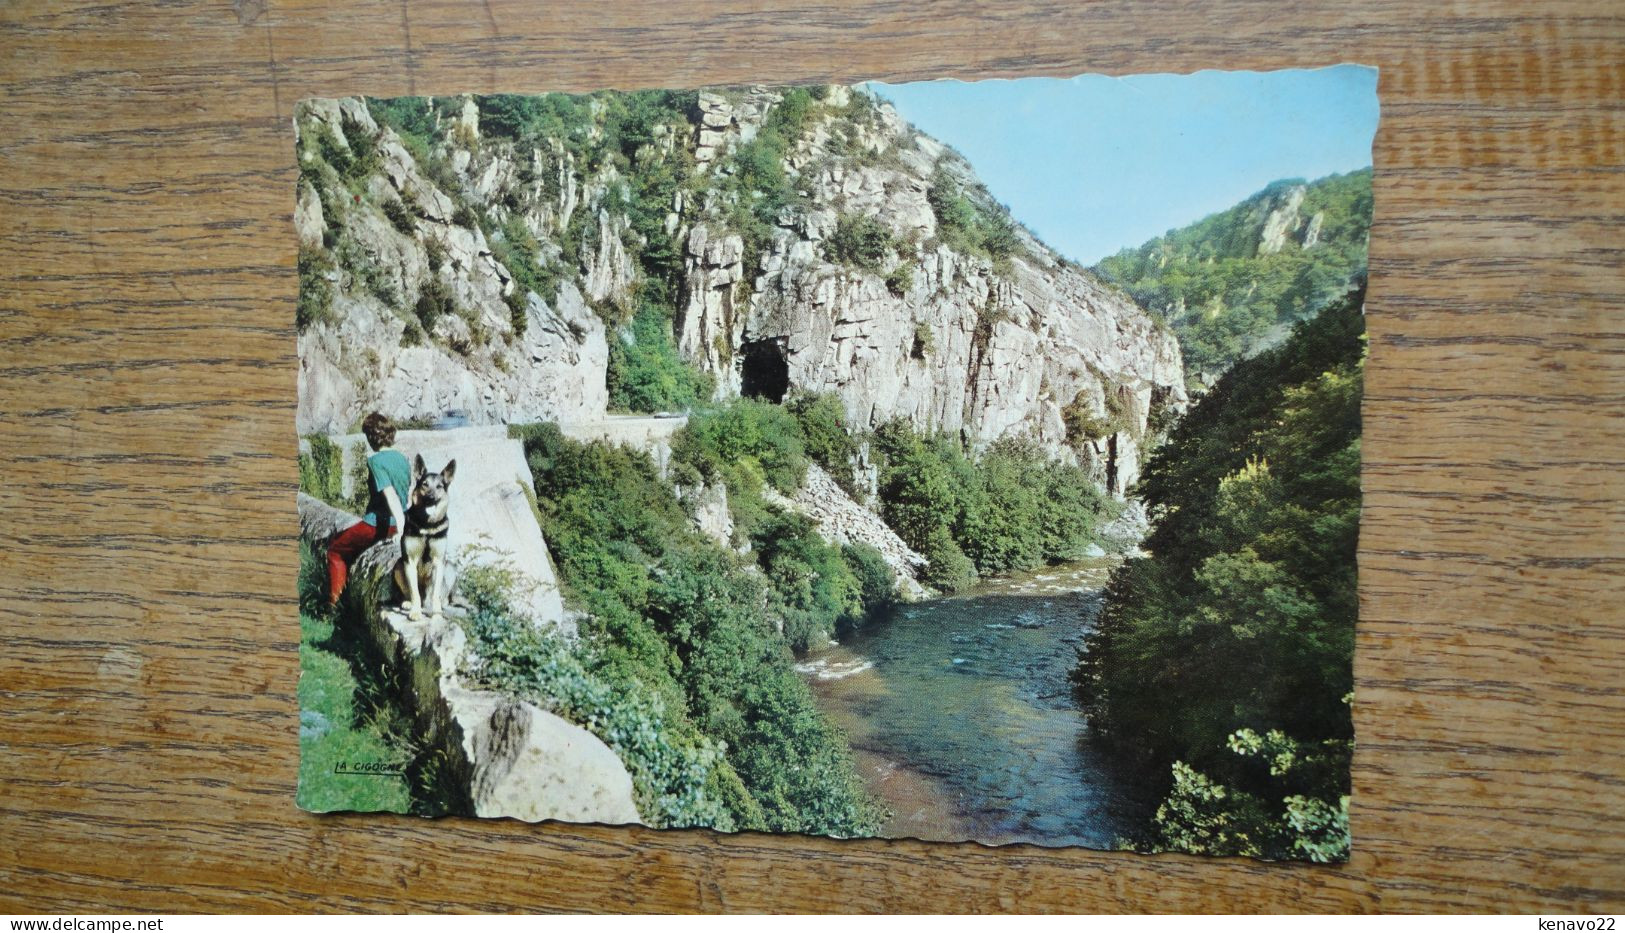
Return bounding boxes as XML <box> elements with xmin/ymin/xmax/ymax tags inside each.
<box><xmin>1</xmin><ymin>0</ymin><xmax>1621</xmax><ymax>914</ymax></box>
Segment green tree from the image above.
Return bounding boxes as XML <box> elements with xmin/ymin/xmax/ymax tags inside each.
<box><xmin>1072</xmin><ymin>288</ymin><xmax>1365</xmax><ymax>862</ymax></box>
<box><xmin>607</xmin><ymin>303</ymin><xmax>714</xmax><ymax>413</ymax></box>
<box><xmin>512</xmin><ymin>422</ymin><xmax>885</xmax><ymax>837</ymax></box>
<box><xmin>926</xmin><ymin>167</ymin><xmax>1024</xmax><ymax>264</ymax></box>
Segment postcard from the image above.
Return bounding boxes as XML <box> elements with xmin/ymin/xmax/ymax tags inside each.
<box><xmin>295</xmin><ymin>68</ymin><xmax>1375</xmax><ymax>861</ymax></box>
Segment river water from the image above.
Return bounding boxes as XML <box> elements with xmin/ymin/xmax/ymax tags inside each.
<box><xmin>798</xmin><ymin>558</ymin><xmax>1153</xmax><ymax>848</ymax></box>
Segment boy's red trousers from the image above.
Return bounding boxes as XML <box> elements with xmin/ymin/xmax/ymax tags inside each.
<box><xmin>326</xmin><ymin>520</ymin><xmax>393</xmax><ymax>605</ymax></box>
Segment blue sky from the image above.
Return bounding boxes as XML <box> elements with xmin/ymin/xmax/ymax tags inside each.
<box><xmin>865</xmin><ymin>67</ymin><xmax>1378</xmax><ymax>266</ymax></box>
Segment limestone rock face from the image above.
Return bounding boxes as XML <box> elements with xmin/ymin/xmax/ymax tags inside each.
<box><xmin>465</xmin><ymin>699</ymin><xmax>641</xmax><ymax>824</ymax></box>
<box><xmin>299</xmin><ymin>89</ymin><xmax>1186</xmax><ymax>498</ymax></box>
<box><xmin>331</xmin><ymin>425</ymin><xmax>568</xmax><ymax>626</ymax></box>
<box><xmin>678</xmin><ymin>224</ymin><xmax>747</xmax><ymax>393</ymax></box>
<box><xmin>677</xmin><ymin>481</ymin><xmax>736</xmax><ymax>549</ymax></box>
<box><xmin>583</xmin><ymin>209</ymin><xmax>637</xmax><ymax>308</ymax></box>
<box><xmin>693</xmin><ymin>88</ymin><xmax>781</xmax><ymax>170</ymax></box>
<box><xmin>672</xmin><ymin>91</ymin><xmax>1186</xmax><ymax>495</ymax></box>
<box><xmin>301</xmin><ymin>285</ymin><xmax>608</xmax><ymax>437</ymax></box>
<box><xmin>1302</xmin><ymin>211</ymin><xmax>1325</xmax><ymax>249</ymax></box>
<box><xmin>759</xmin><ymin>255</ymin><xmax>1183</xmax><ymax>497</ymax></box>
<box><xmin>454</xmin><ymin>97</ymin><xmax>480</xmax><ymax>143</ymax></box>
<box><xmin>294</xmin><ymin>97</ymin><xmax>611</xmax><ymax>435</ymax></box>
<box><xmin>294</xmin><ymin>181</ymin><xmax>325</xmax><ymax>249</ymax></box>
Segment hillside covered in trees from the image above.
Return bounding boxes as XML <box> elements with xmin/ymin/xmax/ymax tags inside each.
<box><xmin>1073</xmin><ymin>288</ymin><xmax>1365</xmax><ymax>861</ymax></box>
<box><xmin>1093</xmin><ymin>169</ymin><xmax>1371</xmax><ymax>387</ymax></box>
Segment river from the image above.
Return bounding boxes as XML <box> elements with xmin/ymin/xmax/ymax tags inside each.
<box><xmin>797</xmin><ymin>558</ymin><xmax>1153</xmax><ymax>848</ymax></box>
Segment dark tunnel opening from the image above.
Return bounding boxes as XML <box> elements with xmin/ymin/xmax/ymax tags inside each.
<box><xmin>739</xmin><ymin>338</ymin><xmax>790</xmax><ymax>403</ymax></box>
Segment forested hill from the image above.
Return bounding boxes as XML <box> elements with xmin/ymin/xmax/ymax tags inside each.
<box><xmin>1072</xmin><ymin>287</ymin><xmax>1364</xmax><ymax>862</ymax></box>
<box><xmin>1092</xmin><ymin>169</ymin><xmax>1371</xmax><ymax>387</ymax></box>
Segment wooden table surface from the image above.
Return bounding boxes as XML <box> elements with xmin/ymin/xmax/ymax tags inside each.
<box><xmin>2</xmin><ymin>0</ymin><xmax>1621</xmax><ymax>914</ymax></box>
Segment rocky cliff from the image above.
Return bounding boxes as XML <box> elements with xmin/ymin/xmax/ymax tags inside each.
<box><xmin>295</xmin><ymin>98</ymin><xmax>610</xmax><ymax>434</ymax></box>
<box><xmin>676</xmin><ymin>87</ymin><xmax>1185</xmax><ymax>495</ymax></box>
<box><xmin>295</xmin><ymin>86</ymin><xmax>1185</xmax><ymax>493</ymax></box>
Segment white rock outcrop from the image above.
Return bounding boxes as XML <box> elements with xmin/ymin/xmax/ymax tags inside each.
<box><xmin>762</xmin><ymin>463</ymin><xmax>928</xmax><ymax>599</ymax></box>
<box><xmin>678</xmin><ymin>224</ymin><xmax>746</xmax><ymax>390</ymax></box>
<box><xmin>677</xmin><ymin>481</ymin><xmax>736</xmax><ymax>549</ymax></box>
<box><xmin>1302</xmin><ymin>211</ymin><xmax>1325</xmax><ymax>249</ymax></box>
<box><xmin>1257</xmin><ymin>184</ymin><xmax>1308</xmax><ymax>256</ymax></box>
<box><xmin>1254</xmin><ymin>183</ymin><xmax>1330</xmax><ymax>257</ymax></box>
<box><xmin>294</xmin><ymin>99</ymin><xmax>610</xmax><ymax>435</ymax></box>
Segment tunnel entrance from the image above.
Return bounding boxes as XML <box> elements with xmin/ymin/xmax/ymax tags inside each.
<box><xmin>739</xmin><ymin>338</ymin><xmax>790</xmax><ymax>403</ymax></box>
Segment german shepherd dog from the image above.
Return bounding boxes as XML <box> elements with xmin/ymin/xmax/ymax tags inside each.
<box><xmin>393</xmin><ymin>454</ymin><xmax>456</xmax><ymax>620</ymax></box>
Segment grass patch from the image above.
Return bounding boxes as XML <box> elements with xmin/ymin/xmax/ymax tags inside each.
<box><xmin>298</xmin><ymin>435</ymin><xmax>368</xmax><ymax>514</ymax></box>
<box><xmin>297</xmin><ymin>247</ymin><xmax>335</xmax><ymax>330</ymax></box>
<box><xmin>607</xmin><ymin>301</ymin><xmax>714</xmax><ymax>413</ymax></box>
<box><xmin>295</xmin><ymin>540</ymin><xmax>471</xmax><ymax>816</ymax></box>
<box><xmin>296</xmin><ymin>606</ymin><xmax>412</xmax><ymax>814</ymax></box>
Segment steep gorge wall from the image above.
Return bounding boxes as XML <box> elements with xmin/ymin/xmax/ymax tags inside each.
<box><xmin>327</xmin><ymin>426</ymin><xmax>568</xmax><ymax>625</ymax></box>
<box><xmin>295</xmin><ymin>99</ymin><xmax>611</xmax><ymax>434</ymax></box>
<box><xmin>670</xmin><ymin>88</ymin><xmax>1185</xmax><ymax>495</ymax></box>
<box><xmin>296</xmin><ymin>87</ymin><xmax>1185</xmax><ymax>494</ymax></box>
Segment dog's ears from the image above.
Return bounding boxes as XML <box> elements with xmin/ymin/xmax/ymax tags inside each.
<box><xmin>441</xmin><ymin>459</ymin><xmax>456</xmax><ymax>485</ymax></box>
<box><xmin>413</xmin><ymin>453</ymin><xmax>427</xmax><ymax>479</ymax></box>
